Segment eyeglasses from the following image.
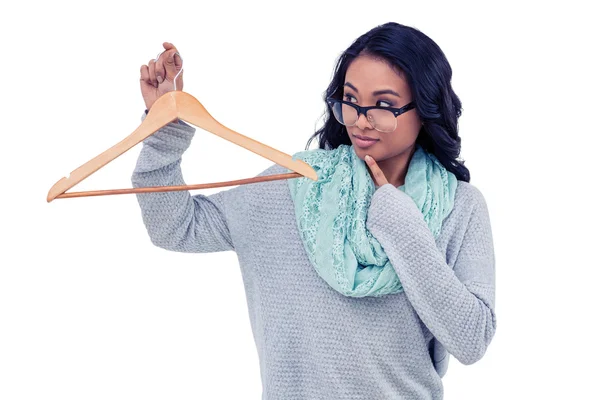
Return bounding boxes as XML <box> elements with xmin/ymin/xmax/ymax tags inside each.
<box><xmin>326</xmin><ymin>97</ymin><xmax>416</xmax><ymax>133</ymax></box>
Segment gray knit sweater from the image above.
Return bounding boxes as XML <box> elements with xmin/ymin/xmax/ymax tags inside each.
<box><xmin>131</xmin><ymin>114</ymin><xmax>496</xmax><ymax>400</ymax></box>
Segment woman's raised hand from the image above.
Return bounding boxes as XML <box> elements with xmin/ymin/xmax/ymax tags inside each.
<box><xmin>140</xmin><ymin>42</ymin><xmax>184</xmax><ymax>110</ymax></box>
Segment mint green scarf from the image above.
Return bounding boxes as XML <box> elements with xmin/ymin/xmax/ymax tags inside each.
<box><xmin>287</xmin><ymin>143</ymin><xmax>458</xmax><ymax>298</ymax></box>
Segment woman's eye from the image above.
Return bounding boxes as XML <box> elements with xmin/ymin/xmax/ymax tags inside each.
<box><xmin>343</xmin><ymin>94</ymin><xmax>392</xmax><ymax>107</ymax></box>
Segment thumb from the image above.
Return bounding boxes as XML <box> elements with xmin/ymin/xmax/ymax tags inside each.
<box><xmin>173</xmin><ymin>52</ymin><xmax>182</xmax><ymax>69</ymax></box>
<box><xmin>165</xmin><ymin>51</ymin><xmax>182</xmax><ymax>79</ymax></box>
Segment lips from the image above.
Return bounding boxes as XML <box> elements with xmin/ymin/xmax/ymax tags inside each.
<box><xmin>353</xmin><ymin>134</ymin><xmax>379</xmax><ymax>149</ymax></box>
<box><xmin>353</xmin><ymin>134</ymin><xmax>378</xmax><ymax>141</ymax></box>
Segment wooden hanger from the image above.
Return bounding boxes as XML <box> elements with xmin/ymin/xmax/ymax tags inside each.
<box><xmin>47</xmin><ymin>52</ymin><xmax>318</xmax><ymax>203</ymax></box>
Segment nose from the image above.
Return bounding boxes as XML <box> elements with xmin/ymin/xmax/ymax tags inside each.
<box><xmin>355</xmin><ymin>112</ymin><xmax>374</xmax><ymax>130</ymax></box>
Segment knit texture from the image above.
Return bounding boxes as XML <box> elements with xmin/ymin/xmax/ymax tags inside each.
<box><xmin>131</xmin><ymin>113</ymin><xmax>497</xmax><ymax>400</ymax></box>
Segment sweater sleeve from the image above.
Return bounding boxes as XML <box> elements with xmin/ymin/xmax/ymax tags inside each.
<box><xmin>366</xmin><ymin>183</ymin><xmax>496</xmax><ymax>365</ymax></box>
<box><xmin>131</xmin><ymin>110</ymin><xmax>234</xmax><ymax>253</ymax></box>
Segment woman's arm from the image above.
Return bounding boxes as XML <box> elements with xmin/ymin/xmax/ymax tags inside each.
<box><xmin>131</xmin><ymin>111</ymin><xmax>234</xmax><ymax>253</ymax></box>
<box><xmin>366</xmin><ymin>183</ymin><xmax>496</xmax><ymax>365</ymax></box>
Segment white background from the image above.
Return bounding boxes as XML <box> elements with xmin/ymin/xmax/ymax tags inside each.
<box><xmin>1</xmin><ymin>1</ymin><xmax>598</xmax><ymax>399</ymax></box>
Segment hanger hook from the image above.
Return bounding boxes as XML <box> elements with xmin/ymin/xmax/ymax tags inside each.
<box><xmin>155</xmin><ymin>49</ymin><xmax>184</xmax><ymax>91</ymax></box>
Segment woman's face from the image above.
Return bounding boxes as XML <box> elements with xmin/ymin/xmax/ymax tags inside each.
<box><xmin>343</xmin><ymin>54</ymin><xmax>422</xmax><ymax>162</ymax></box>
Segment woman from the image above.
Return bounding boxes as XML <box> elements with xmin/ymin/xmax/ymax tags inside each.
<box><xmin>134</xmin><ymin>22</ymin><xmax>496</xmax><ymax>400</ymax></box>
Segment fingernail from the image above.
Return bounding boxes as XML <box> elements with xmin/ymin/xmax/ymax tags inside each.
<box><xmin>157</xmin><ymin>75</ymin><xmax>163</xmax><ymax>83</ymax></box>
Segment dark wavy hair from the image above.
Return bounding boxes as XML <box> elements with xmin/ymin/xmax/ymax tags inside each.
<box><xmin>305</xmin><ymin>22</ymin><xmax>470</xmax><ymax>182</ymax></box>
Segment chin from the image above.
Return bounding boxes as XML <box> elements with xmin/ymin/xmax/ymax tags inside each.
<box><xmin>351</xmin><ymin>143</ymin><xmax>375</xmax><ymax>159</ymax></box>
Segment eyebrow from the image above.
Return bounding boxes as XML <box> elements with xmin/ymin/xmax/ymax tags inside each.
<box><xmin>344</xmin><ymin>82</ymin><xmax>402</xmax><ymax>98</ymax></box>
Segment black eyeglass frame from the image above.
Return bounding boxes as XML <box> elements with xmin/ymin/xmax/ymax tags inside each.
<box><xmin>326</xmin><ymin>97</ymin><xmax>416</xmax><ymax>132</ymax></box>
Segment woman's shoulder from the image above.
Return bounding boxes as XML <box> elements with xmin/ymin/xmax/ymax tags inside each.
<box><xmin>435</xmin><ymin>180</ymin><xmax>493</xmax><ymax>253</ymax></box>
<box><xmin>454</xmin><ymin>180</ymin><xmax>490</xmax><ymax>213</ymax></box>
<box><xmin>447</xmin><ymin>180</ymin><xmax>492</xmax><ymax>237</ymax></box>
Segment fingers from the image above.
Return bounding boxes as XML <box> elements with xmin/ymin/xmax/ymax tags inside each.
<box><xmin>158</xmin><ymin>43</ymin><xmax>182</xmax><ymax>83</ymax></box>
<box><xmin>148</xmin><ymin>58</ymin><xmax>158</xmax><ymax>87</ymax></box>
<box><xmin>365</xmin><ymin>155</ymin><xmax>389</xmax><ymax>187</ymax></box>
<box><xmin>154</xmin><ymin>43</ymin><xmax>175</xmax><ymax>84</ymax></box>
<box><xmin>141</xmin><ymin>43</ymin><xmax>183</xmax><ymax>93</ymax></box>
<box><xmin>173</xmin><ymin>51</ymin><xmax>183</xmax><ymax>69</ymax></box>
<box><xmin>140</xmin><ymin>64</ymin><xmax>151</xmax><ymax>87</ymax></box>
<box><xmin>154</xmin><ymin>57</ymin><xmax>166</xmax><ymax>84</ymax></box>
<box><xmin>164</xmin><ymin>50</ymin><xmax>181</xmax><ymax>74</ymax></box>
<box><xmin>163</xmin><ymin>41</ymin><xmax>175</xmax><ymax>50</ymax></box>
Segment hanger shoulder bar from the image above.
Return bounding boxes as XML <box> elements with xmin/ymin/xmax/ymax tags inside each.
<box><xmin>47</xmin><ymin>93</ymin><xmax>179</xmax><ymax>202</ymax></box>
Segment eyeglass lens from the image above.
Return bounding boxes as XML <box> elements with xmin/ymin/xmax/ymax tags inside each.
<box><xmin>332</xmin><ymin>102</ymin><xmax>397</xmax><ymax>132</ymax></box>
